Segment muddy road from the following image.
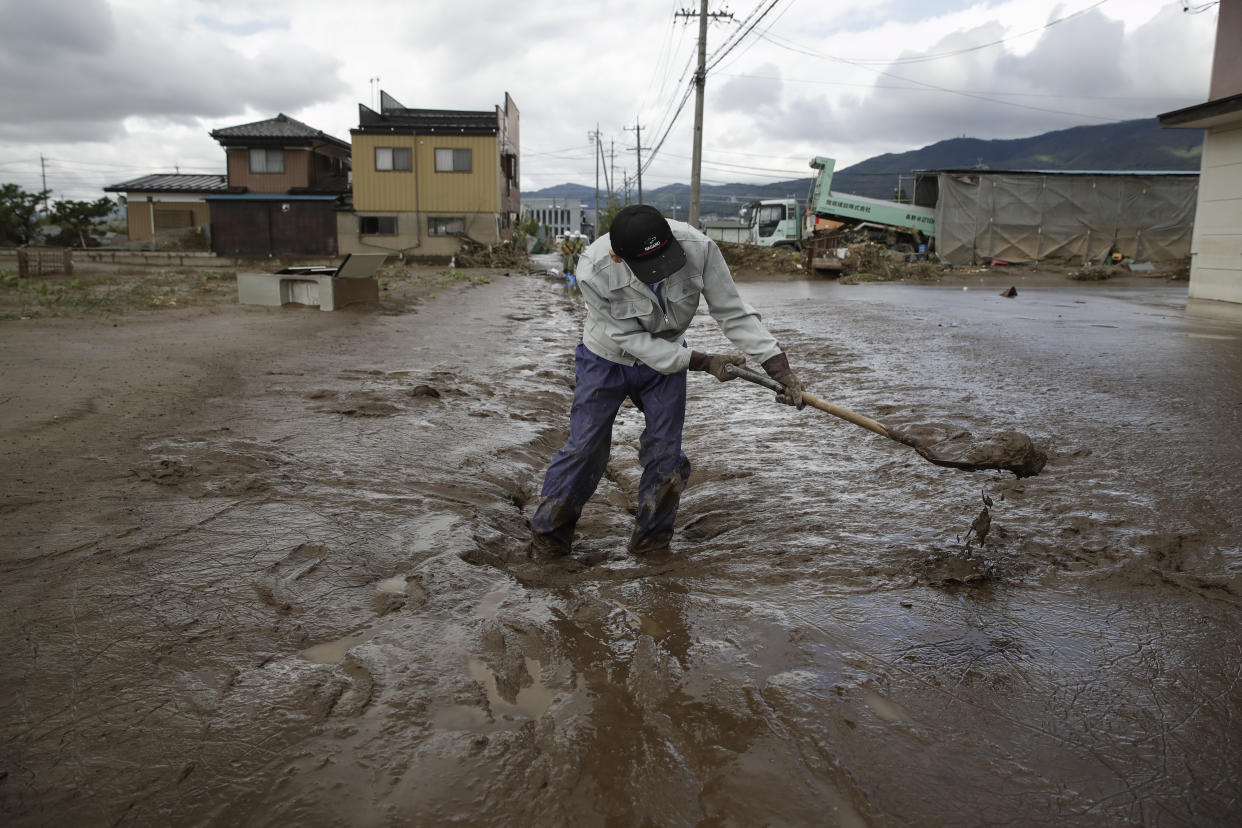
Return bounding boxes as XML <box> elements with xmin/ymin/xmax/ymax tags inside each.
<box><xmin>2</xmin><ymin>271</ymin><xmax>1241</xmax><ymax>826</ymax></box>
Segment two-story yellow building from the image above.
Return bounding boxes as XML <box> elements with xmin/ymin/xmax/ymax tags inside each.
<box><xmin>343</xmin><ymin>90</ymin><xmax>519</xmax><ymax>259</ymax></box>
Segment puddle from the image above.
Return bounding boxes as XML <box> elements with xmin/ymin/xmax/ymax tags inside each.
<box><xmin>469</xmin><ymin>657</ymin><xmax>556</xmax><ymax>720</ymax></box>
<box><xmin>301</xmin><ymin>630</ymin><xmax>372</xmax><ymax>665</ymax></box>
<box><xmin>377</xmin><ymin>576</ymin><xmax>407</xmax><ymax>594</ymax></box>
<box><xmin>1185</xmin><ymin>333</ymin><xmax>1236</xmax><ymax>340</ymax></box>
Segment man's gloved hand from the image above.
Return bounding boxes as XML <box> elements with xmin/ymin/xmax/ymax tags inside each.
<box><xmin>761</xmin><ymin>352</ymin><xmax>805</xmax><ymax>409</ymax></box>
<box><xmin>689</xmin><ymin>351</ymin><xmax>746</xmax><ymax>382</ymax></box>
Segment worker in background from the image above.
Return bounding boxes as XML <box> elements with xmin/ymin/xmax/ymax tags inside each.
<box><xmin>530</xmin><ymin>204</ymin><xmax>804</xmax><ymax>559</ymax></box>
<box><xmin>560</xmin><ymin>233</ymin><xmax>585</xmax><ymax>276</ymax></box>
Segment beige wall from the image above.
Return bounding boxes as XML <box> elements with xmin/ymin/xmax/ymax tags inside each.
<box><xmin>1188</xmin><ymin>122</ymin><xmax>1242</xmax><ymax>303</ymax></box>
<box><xmin>124</xmin><ymin>198</ymin><xmax>212</xmax><ymax>241</ymax></box>
<box><xmin>352</xmin><ymin>134</ymin><xmax>500</xmax><ymax>214</ymax></box>
<box><xmin>337</xmin><ymin>210</ymin><xmax>499</xmax><ymax>257</ymax></box>
<box><xmin>225</xmin><ymin>147</ymin><xmax>311</xmax><ymax>193</ymax></box>
<box><xmin>1209</xmin><ymin>0</ymin><xmax>1242</xmax><ymax>100</ymax></box>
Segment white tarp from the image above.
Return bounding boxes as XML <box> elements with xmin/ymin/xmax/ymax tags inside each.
<box><xmin>934</xmin><ymin>172</ymin><xmax>1198</xmax><ymax>265</ymax></box>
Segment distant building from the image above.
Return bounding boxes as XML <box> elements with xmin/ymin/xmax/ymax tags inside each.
<box><xmin>1159</xmin><ymin>0</ymin><xmax>1242</xmax><ymax>304</ymax></box>
<box><xmin>522</xmin><ymin>198</ymin><xmax>590</xmax><ymax>241</ymax></box>
<box><xmin>344</xmin><ymin>90</ymin><xmax>520</xmax><ymax>258</ymax></box>
<box><xmin>103</xmin><ymin>174</ymin><xmax>227</xmax><ymax>243</ymax></box>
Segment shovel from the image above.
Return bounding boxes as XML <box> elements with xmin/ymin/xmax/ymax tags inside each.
<box><xmin>725</xmin><ymin>364</ymin><xmax>1047</xmax><ymax>478</ymax></box>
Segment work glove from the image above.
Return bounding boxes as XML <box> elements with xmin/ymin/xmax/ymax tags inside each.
<box><xmin>689</xmin><ymin>351</ymin><xmax>745</xmax><ymax>382</ymax></box>
<box><xmin>761</xmin><ymin>352</ymin><xmax>805</xmax><ymax>409</ymax></box>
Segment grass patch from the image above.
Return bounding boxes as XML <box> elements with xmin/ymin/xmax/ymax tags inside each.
<box><xmin>0</xmin><ymin>268</ymin><xmax>238</xmax><ymax>319</ymax></box>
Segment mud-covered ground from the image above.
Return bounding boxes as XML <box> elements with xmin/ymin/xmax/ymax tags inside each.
<box><xmin>2</xmin><ymin>266</ymin><xmax>1240</xmax><ymax>826</ymax></box>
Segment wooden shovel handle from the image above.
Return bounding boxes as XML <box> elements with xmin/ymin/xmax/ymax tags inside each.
<box><xmin>725</xmin><ymin>364</ymin><xmax>893</xmax><ymax>440</ymax></box>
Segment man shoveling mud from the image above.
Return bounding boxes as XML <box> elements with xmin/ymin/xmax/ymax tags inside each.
<box><xmin>529</xmin><ymin>204</ymin><xmax>803</xmax><ymax>559</ymax></box>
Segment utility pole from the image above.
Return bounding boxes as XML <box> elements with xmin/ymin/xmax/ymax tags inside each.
<box><xmin>40</xmin><ymin>154</ymin><xmax>49</xmax><ymax>211</ymax></box>
<box><xmin>589</xmin><ymin>127</ymin><xmax>601</xmax><ymax>238</ymax></box>
<box><xmin>609</xmin><ymin>139</ymin><xmax>616</xmax><ymax>206</ymax></box>
<box><xmin>676</xmin><ymin>2</ymin><xmax>732</xmax><ymax>227</ymax></box>
<box><xmin>625</xmin><ymin>120</ymin><xmax>644</xmax><ymax>204</ymax></box>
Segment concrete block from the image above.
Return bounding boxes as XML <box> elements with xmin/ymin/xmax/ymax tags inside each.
<box><xmin>236</xmin><ymin>274</ymin><xmax>379</xmax><ymax>311</ymax></box>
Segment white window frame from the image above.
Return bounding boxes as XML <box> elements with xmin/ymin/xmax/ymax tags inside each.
<box><xmin>434</xmin><ymin>148</ymin><xmax>472</xmax><ymax>173</ymax></box>
<box><xmin>374</xmin><ymin>147</ymin><xmax>411</xmax><ymax>172</ymax></box>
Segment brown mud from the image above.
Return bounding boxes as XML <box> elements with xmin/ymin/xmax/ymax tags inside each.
<box><xmin>3</xmin><ymin>266</ymin><xmax>1241</xmax><ymax>826</ymax></box>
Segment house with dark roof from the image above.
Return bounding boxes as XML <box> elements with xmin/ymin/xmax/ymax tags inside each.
<box><xmin>344</xmin><ymin>90</ymin><xmax>519</xmax><ymax>258</ymax></box>
<box><xmin>205</xmin><ymin>113</ymin><xmax>352</xmax><ymax>258</ymax></box>
<box><xmin>103</xmin><ymin>173</ymin><xmax>228</xmax><ymax>243</ymax></box>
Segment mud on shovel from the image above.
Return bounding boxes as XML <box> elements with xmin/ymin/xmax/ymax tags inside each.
<box><xmin>725</xmin><ymin>364</ymin><xmax>1047</xmax><ymax>478</ymax></box>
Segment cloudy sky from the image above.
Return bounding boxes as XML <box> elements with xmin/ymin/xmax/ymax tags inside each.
<box><xmin>0</xmin><ymin>0</ymin><xmax>1220</xmax><ymax>202</ymax></box>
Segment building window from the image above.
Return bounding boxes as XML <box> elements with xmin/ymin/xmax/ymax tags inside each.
<box><xmin>375</xmin><ymin>147</ymin><xmax>411</xmax><ymax>171</ymax></box>
<box><xmin>434</xmin><ymin>148</ymin><xmax>472</xmax><ymax>173</ymax></box>
<box><xmin>249</xmin><ymin>148</ymin><xmax>284</xmax><ymax>174</ymax></box>
<box><xmin>428</xmin><ymin>216</ymin><xmax>465</xmax><ymax>236</ymax></box>
<box><xmin>360</xmin><ymin>216</ymin><xmax>397</xmax><ymax>235</ymax></box>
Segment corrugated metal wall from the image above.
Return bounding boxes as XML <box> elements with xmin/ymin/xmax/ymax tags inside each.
<box><xmin>419</xmin><ymin>136</ymin><xmax>499</xmax><ymax>212</ymax></box>
<box><xmin>351</xmin><ymin>134</ymin><xmax>498</xmax><ymax>213</ymax></box>
<box><xmin>351</xmin><ymin>135</ymin><xmax>418</xmax><ymax>211</ymax></box>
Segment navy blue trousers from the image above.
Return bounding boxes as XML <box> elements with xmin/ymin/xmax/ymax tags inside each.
<box><xmin>532</xmin><ymin>343</ymin><xmax>691</xmax><ymax>550</ymax></box>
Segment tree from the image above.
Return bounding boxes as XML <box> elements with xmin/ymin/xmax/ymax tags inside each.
<box><xmin>49</xmin><ymin>196</ymin><xmax>115</xmax><ymax>248</ymax></box>
<box><xmin>0</xmin><ymin>183</ymin><xmax>50</xmax><ymax>245</ymax></box>
<box><xmin>596</xmin><ymin>197</ymin><xmax>626</xmax><ymax>237</ymax></box>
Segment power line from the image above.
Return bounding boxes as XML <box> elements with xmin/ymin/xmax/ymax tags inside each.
<box><xmin>705</xmin><ymin>0</ymin><xmax>785</xmax><ymax>73</ymax></box>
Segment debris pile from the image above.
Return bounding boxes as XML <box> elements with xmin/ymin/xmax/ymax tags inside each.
<box><xmin>838</xmin><ymin>242</ymin><xmax>941</xmax><ymax>283</ymax></box>
<box><xmin>717</xmin><ymin>241</ymin><xmax>803</xmax><ymax>275</ymax></box>
<box><xmin>454</xmin><ymin>235</ymin><xmax>530</xmax><ymax>269</ymax></box>
<box><xmin>846</xmin><ymin>241</ymin><xmax>895</xmax><ymax>278</ymax></box>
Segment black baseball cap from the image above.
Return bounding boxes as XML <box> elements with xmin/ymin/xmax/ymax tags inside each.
<box><xmin>609</xmin><ymin>204</ymin><xmax>687</xmax><ymax>284</ymax></box>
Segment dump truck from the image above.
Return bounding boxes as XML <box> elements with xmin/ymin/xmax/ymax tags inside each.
<box><xmin>746</xmin><ymin>156</ymin><xmax>936</xmax><ymax>272</ymax></box>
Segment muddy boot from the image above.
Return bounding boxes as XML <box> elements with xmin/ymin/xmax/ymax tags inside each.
<box><xmin>627</xmin><ymin>531</ymin><xmax>673</xmax><ymax>558</ymax></box>
<box><xmin>527</xmin><ymin>531</ymin><xmax>572</xmax><ymax>561</ymax></box>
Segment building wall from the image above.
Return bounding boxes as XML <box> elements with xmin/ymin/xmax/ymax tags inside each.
<box><xmin>352</xmin><ymin>134</ymin><xmax>499</xmax><ymax>213</ymax></box>
<box><xmin>351</xmin><ymin>134</ymin><xmax>418</xmax><ymax>211</ymax></box>
<box><xmin>337</xmin><ymin>210</ymin><xmax>500</xmax><ymax>257</ymax></box>
<box><xmin>1188</xmin><ymin>122</ymin><xmax>1242</xmax><ymax>303</ymax></box>
<box><xmin>1209</xmin><ymin>0</ymin><xmax>1242</xmax><ymax>100</ymax></box>
<box><xmin>522</xmin><ymin>200</ymin><xmax>587</xmax><ymax>238</ymax></box>
<box><xmin>124</xmin><ymin>195</ymin><xmax>212</xmax><ymax>240</ymax></box>
<box><xmin>499</xmin><ymin>93</ymin><xmax>521</xmax><ymax>218</ymax></box>
<box><xmin>225</xmin><ymin>147</ymin><xmax>312</xmax><ymax>193</ymax></box>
